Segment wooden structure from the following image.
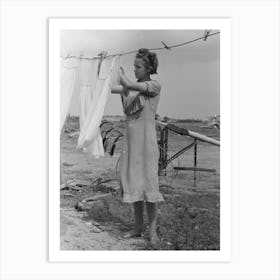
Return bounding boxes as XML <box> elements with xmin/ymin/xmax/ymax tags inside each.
<box><xmin>157</xmin><ymin>121</ymin><xmax>220</xmax><ymax>176</ymax></box>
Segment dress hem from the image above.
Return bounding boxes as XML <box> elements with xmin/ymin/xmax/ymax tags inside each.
<box><xmin>122</xmin><ymin>192</ymin><xmax>164</xmax><ymax>203</ymax></box>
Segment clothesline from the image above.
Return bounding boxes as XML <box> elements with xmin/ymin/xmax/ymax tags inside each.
<box><xmin>60</xmin><ymin>31</ymin><xmax>220</xmax><ymax>61</ymax></box>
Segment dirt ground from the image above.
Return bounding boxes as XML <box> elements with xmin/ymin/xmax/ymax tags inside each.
<box><xmin>60</xmin><ymin>119</ymin><xmax>220</xmax><ymax>250</ymax></box>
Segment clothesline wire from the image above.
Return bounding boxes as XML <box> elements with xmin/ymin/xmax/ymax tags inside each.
<box><xmin>61</xmin><ymin>31</ymin><xmax>220</xmax><ymax>61</ymax></box>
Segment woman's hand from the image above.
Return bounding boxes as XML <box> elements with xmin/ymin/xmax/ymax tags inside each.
<box><xmin>118</xmin><ymin>66</ymin><xmax>150</xmax><ymax>93</ymax></box>
<box><xmin>119</xmin><ymin>67</ymin><xmax>127</xmax><ymax>87</ymax></box>
<box><xmin>119</xmin><ymin>67</ymin><xmax>126</xmax><ymax>83</ymax></box>
<box><xmin>119</xmin><ymin>66</ymin><xmax>125</xmax><ymax>75</ymax></box>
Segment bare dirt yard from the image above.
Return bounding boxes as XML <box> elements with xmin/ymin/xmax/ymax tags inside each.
<box><xmin>60</xmin><ymin>118</ymin><xmax>220</xmax><ymax>250</ymax></box>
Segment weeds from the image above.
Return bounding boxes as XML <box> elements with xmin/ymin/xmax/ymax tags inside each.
<box><xmin>85</xmin><ymin>188</ymin><xmax>220</xmax><ymax>250</ymax></box>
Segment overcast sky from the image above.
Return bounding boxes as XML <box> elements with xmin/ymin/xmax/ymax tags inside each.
<box><xmin>61</xmin><ymin>30</ymin><xmax>220</xmax><ymax>119</ymax></box>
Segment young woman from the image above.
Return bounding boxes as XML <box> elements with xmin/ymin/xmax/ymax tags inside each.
<box><xmin>112</xmin><ymin>48</ymin><xmax>163</xmax><ymax>244</ymax></box>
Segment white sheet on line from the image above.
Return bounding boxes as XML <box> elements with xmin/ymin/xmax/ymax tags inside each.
<box><xmin>60</xmin><ymin>57</ymin><xmax>80</xmax><ymax>131</ymax></box>
<box><xmin>79</xmin><ymin>60</ymin><xmax>100</xmax><ymax>130</ymax></box>
<box><xmin>77</xmin><ymin>55</ymin><xmax>120</xmax><ymax>158</ymax></box>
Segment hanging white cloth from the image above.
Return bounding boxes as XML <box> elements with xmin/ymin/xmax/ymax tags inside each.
<box><xmin>79</xmin><ymin>60</ymin><xmax>100</xmax><ymax>131</ymax></box>
<box><xmin>60</xmin><ymin>57</ymin><xmax>80</xmax><ymax>131</ymax></box>
<box><xmin>77</xmin><ymin>55</ymin><xmax>120</xmax><ymax>157</ymax></box>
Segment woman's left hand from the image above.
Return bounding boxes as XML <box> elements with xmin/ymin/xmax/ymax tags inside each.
<box><xmin>119</xmin><ymin>66</ymin><xmax>125</xmax><ymax>76</ymax></box>
<box><xmin>119</xmin><ymin>67</ymin><xmax>127</xmax><ymax>86</ymax></box>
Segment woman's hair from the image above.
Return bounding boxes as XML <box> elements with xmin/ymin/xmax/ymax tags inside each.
<box><xmin>136</xmin><ymin>48</ymin><xmax>158</xmax><ymax>74</ymax></box>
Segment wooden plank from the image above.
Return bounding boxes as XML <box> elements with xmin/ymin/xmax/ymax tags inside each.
<box><xmin>174</xmin><ymin>166</ymin><xmax>216</xmax><ymax>173</ymax></box>
<box><xmin>157</xmin><ymin>121</ymin><xmax>220</xmax><ymax>146</ymax></box>
<box><xmin>188</xmin><ymin>130</ymin><xmax>220</xmax><ymax>146</ymax></box>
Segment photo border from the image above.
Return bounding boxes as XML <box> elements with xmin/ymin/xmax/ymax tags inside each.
<box><xmin>49</xmin><ymin>18</ymin><xmax>231</xmax><ymax>262</ymax></box>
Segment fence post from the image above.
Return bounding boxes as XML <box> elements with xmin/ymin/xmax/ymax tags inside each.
<box><xmin>158</xmin><ymin>125</ymin><xmax>168</xmax><ymax>175</ymax></box>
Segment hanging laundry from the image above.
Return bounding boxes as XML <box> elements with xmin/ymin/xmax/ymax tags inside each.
<box><xmin>60</xmin><ymin>57</ymin><xmax>80</xmax><ymax>131</ymax></box>
<box><xmin>77</xmin><ymin>55</ymin><xmax>120</xmax><ymax>158</ymax></box>
<box><xmin>79</xmin><ymin>59</ymin><xmax>99</xmax><ymax>131</ymax></box>
<box><xmin>99</xmin><ymin>56</ymin><xmax>120</xmax><ymax>83</ymax></box>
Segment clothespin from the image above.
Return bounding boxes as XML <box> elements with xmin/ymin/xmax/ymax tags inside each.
<box><xmin>203</xmin><ymin>30</ymin><xmax>211</xmax><ymax>41</ymax></box>
<box><xmin>161</xmin><ymin>41</ymin><xmax>171</xmax><ymax>50</ymax></box>
<box><xmin>79</xmin><ymin>53</ymin><xmax>85</xmax><ymax>60</ymax></box>
<box><xmin>66</xmin><ymin>52</ymin><xmax>71</xmax><ymax>59</ymax></box>
<box><xmin>97</xmin><ymin>51</ymin><xmax>108</xmax><ymax>76</ymax></box>
<box><xmin>98</xmin><ymin>51</ymin><xmax>108</xmax><ymax>60</ymax></box>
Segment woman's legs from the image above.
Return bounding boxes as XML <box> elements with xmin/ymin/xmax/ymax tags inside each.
<box><xmin>123</xmin><ymin>201</ymin><xmax>160</xmax><ymax>243</ymax></box>
<box><xmin>146</xmin><ymin>202</ymin><xmax>159</xmax><ymax>243</ymax></box>
<box><xmin>123</xmin><ymin>201</ymin><xmax>144</xmax><ymax>238</ymax></box>
<box><xmin>134</xmin><ymin>201</ymin><xmax>144</xmax><ymax>233</ymax></box>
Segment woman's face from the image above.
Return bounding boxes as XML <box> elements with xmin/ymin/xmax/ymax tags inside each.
<box><xmin>134</xmin><ymin>58</ymin><xmax>149</xmax><ymax>81</ymax></box>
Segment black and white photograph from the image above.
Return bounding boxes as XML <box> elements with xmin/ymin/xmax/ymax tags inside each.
<box><xmin>53</xmin><ymin>19</ymin><xmax>228</xmax><ymax>257</ymax></box>
<box><xmin>1</xmin><ymin>1</ymin><xmax>279</xmax><ymax>279</ymax></box>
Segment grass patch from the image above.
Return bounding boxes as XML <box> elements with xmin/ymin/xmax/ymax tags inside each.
<box><xmin>154</xmin><ymin>194</ymin><xmax>220</xmax><ymax>250</ymax></box>
<box><xmin>85</xmin><ymin>188</ymin><xmax>220</xmax><ymax>250</ymax></box>
<box><xmin>86</xmin><ymin>195</ymin><xmax>135</xmax><ymax>231</ymax></box>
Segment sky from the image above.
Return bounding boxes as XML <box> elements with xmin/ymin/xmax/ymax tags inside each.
<box><xmin>61</xmin><ymin>30</ymin><xmax>220</xmax><ymax>119</ymax></box>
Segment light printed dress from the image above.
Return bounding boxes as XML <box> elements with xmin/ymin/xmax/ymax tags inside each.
<box><xmin>119</xmin><ymin>80</ymin><xmax>164</xmax><ymax>203</ymax></box>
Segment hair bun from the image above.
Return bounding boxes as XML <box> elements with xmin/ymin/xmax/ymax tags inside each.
<box><xmin>136</xmin><ymin>48</ymin><xmax>159</xmax><ymax>74</ymax></box>
<box><xmin>138</xmin><ymin>48</ymin><xmax>149</xmax><ymax>55</ymax></box>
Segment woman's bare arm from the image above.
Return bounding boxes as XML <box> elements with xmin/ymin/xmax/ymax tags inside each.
<box><xmin>111</xmin><ymin>85</ymin><xmax>123</xmax><ymax>94</ymax></box>
<box><xmin>119</xmin><ymin>68</ymin><xmax>158</xmax><ymax>97</ymax></box>
<box><xmin>120</xmin><ymin>72</ymin><xmax>147</xmax><ymax>92</ymax></box>
<box><xmin>111</xmin><ymin>85</ymin><xmax>128</xmax><ymax>95</ymax></box>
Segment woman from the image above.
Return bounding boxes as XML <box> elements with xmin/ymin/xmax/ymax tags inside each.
<box><xmin>112</xmin><ymin>48</ymin><xmax>163</xmax><ymax>244</ymax></box>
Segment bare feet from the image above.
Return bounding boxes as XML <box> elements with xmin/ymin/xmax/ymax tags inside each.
<box><xmin>122</xmin><ymin>229</ymin><xmax>142</xmax><ymax>239</ymax></box>
<box><xmin>149</xmin><ymin>231</ymin><xmax>160</xmax><ymax>245</ymax></box>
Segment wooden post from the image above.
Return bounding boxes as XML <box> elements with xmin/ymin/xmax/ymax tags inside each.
<box><xmin>158</xmin><ymin>126</ymin><xmax>168</xmax><ymax>175</ymax></box>
<box><xmin>163</xmin><ymin>126</ymin><xmax>168</xmax><ymax>173</ymax></box>
<box><xmin>160</xmin><ymin>127</ymin><xmax>165</xmax><ymax>173</ymax></box>
<box><xmin>194</xmin><ymin>141</ymin><xmax>197</xmax><ymax>167</ymax></box>
<box><xmin>193</xmin><ymin>141</ymin><xmax>197</xmax><ymax>188</ymax></box>
<box><xmin>157</xmin><ymin>126</ymin><xmax>163</xmax><ymax>174</ymax></box>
